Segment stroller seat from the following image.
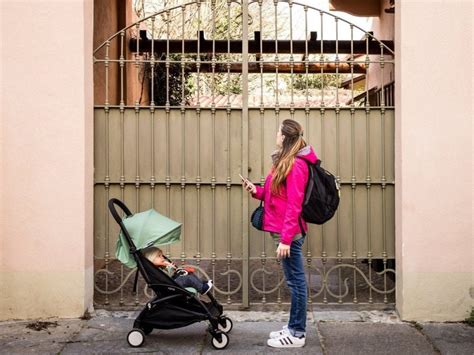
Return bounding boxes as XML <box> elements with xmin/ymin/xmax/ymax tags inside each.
<box><xmin>136</xmin><ymin>251</ymin><xmax>200</xmax><ymax>298</ymax></box>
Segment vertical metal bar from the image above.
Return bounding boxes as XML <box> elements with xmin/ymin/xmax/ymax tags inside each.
<box><xmin>120</xmin><ymin>261</ymin><xmax>124</xmax><ymax>306</ymax></box>
<box><xmin>350</xmin><ymin>25</ymin><xmax>354</xmax><ymax>107</ymax></box>
<box><xmin>303</xmin><ymin>5</ymin><xmax>312</xmax><ymax>305</ymax></box>
<box><xmin>104</xmin><ymin>41</ymin><xmax>110</xmax><ymax>112</ymax></box>
<box><xmin>180</xmin><ymin>5</ymin><xmax>187</xmax><ymax>264</ymax></box>
<box><xmin>226</xmin><ymin>0</ymin><xmax>232</xmax><ymax>304</ymax></box>
<box><xmin>150</xmin><ymin>17</ymin><xmax>156</xmax><ymax>107</ymax></box>
<box><xmin>104</xmin><ymin>41</ymin><xmax>111</xmax><ymax>306</ymax></box>
<box><xmin>119</xmin><ymin>36</ymin><xmax>126</xmax><ymax>205</ymax></box>
<box><xmin>365</xmin><ymin>33</ymin><xmax>371</xmax><ymax>107</ymax></box>
<box><xmin>259</xmin><ymin>0</ymin><xmax>264</xmax><ymax>113</ymax></box>
<box><xmin>351</xmin><ymin>112</ymin><xmax>357</xmax><ymax>305</ymax></box>
<box><xmin>319</xmin><ymin>10</ymin><xmax>327</xmax><ymax>304</ymax></box>
<box><xmin>242</xmin><ymin>0</ymin><xmax>250</xmax><ymax>309</ymax></box>
<box><xmin>210</xmin><ymin>0</ymin><xmax>217</xmax><ymax>296</ymax></box>
<box><xmin>120</xmin><ymin>30</ymin><xmax>126</xmax><ymax>196</ymax></box>
<box><xmin>366</xmin><ymin>36</ymin><xmax>373</xmax><ymax>303</ymax></box>
<box><xmin>135</xmin><ymin>29</ymin><xmax>140</xmax><ymax>212</ymax></box>
<box><xmin>258</xmin><ymin>0</ymin><xmax>266</xmax><ymax>305</ymax></box>
<box><xmin>119</xmin><ymin>30</ymin><xmax>126</xmax><ymax>308</ymax></box>
<box><xmin>289</xmin><ymin>0</ymin><xmax>294</xmax><ymax>117</ymax></box>
<box><xmin>304</xmin><ymin>7</ymin><xmax>310</xmax><ymax>111</ymax></box>
<box><xmin>166</xmin><ymin>11</ymin><xmax>170</xmax><ymax>110</ymax></box>
<box><xmin>335</xmin><ymin>17</ymin><xmax>340</xmax><ymax>106</ymax></box>
<box><xmin>226</xmin><ymin>0</ymin><xmax>232</xmax><ymax>109</ymax></box>
<box><xmin>165</xmin><ymin>10</ymin><xmax>171</xmax><ymax>258</ymax></box>
<box><xmin>150</xmin><ymin>17</ymin><xmax>156</xmax><ymax>208</ymax></box>
<box><xmin>351</xmin><ymin>25</ymin><xmax>360</xmax><ymax>304</ymax></box>
<box><xmin>135</xmin><ymin>29</ymin><xmax>141</xmax><ymax>206</ymax></box>
<box><xmin>133</xmin><ymin>22</ymin><xmax>141</xmax><ymax>307</ymax></box>
<box><xmin>120</xmin><ymin>31</ymin><xmax>125</xmax><ymax>109</ymax></box>
<box><xmin>165</xmin><ymin>11</ymin><xmax>171</xmax><ymax>220</ymax></box>
<box><xmin>196</xmin><ymin>1</ymin><xmax>201</xmax><ymax>108</ymax></box>
<box><xmin>320</xmin><ymin>11</ymin><xmax>325</xmax><ymax>107</ymax></box>
<box><xmin>380</xmin><ymin>43</ymin><xmax>388</xmax><ymax>303</ymax></box>
<box><xmin>364</xmin><ymin>32</ymin><xmax>372</xmax><ymax>303</ymax></box>
<box><xmin>195</xmin><ymin>0</ymin><xmax>202</xmax><ymax>267</ymax></box>
<box><xmin>335</xmin><ymin>15</ymin><xmax>344</xmax><ymax>304</ymax></box>
<box><xmin>273</xmin><ymin>0</ymin><xmax>279</xmax><ymax>125</ymax></box>
<box><xmin>273</xmin><ymin>0</ymin><xmax>281</xmax><ymax>306</ymax></box>
<box><xmin>320</xmin><ymin>111</ymin><xmax>327</xmax><ymax>304</ymax></box>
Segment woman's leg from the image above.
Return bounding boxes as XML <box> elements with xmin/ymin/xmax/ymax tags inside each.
<box><xmin>281</xmin><ymin>236</ymin><xmax>307</xmax><ymax>337</ymax></box>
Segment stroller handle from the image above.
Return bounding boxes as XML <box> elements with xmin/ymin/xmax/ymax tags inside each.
<box><xmin>108</xmin><ymin>198</ymin><xmax>133</xmax><ymax>224</ymax></box>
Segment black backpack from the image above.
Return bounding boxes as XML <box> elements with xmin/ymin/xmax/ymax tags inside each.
<box><xmin>300</xmin><ymin>159</ymin><xmax>340</xmax><ymax>225</ymax></box>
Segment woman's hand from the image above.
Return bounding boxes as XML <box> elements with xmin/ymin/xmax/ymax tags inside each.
<box><xmin>276</xmin><ymin>243</ymin><xmax>290</xmax><ymax>259</ymax></box>
<box><xmin>242</xmin><ymin>179</ymin><xmax>257</xmax><ymax>194</ymax></box>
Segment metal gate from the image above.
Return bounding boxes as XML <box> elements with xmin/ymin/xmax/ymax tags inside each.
<box><xmin>93</xmin><ymin>0</ymin><xmax>395</xmax><ymax>309</ymax></box>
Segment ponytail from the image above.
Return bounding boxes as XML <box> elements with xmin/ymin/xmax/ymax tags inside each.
<box><xmin>271</xmin><ymin>135</ymin><xmax>306</xmax><ymax>194</ymax></box>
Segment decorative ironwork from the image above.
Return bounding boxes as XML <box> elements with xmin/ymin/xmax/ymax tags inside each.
<box><xmin>95</xmin><ymin>264</ymin><xmax>243</xmax><ymax>297</ymax></box>
<box><xmin>93</xmin><ymin>0</ymin><xmax>395</xmax><ymax>309</ymax></box>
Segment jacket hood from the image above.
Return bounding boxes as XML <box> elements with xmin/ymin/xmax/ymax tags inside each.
<box><xmin>295</xmin><ymin>145</ymin><xmax>318</xmax><ymax>164</ymax></box>
<box><xmin>271</xmin><ymin>145</ymin><xmax>318</xmax><ymax>165</ymax></box>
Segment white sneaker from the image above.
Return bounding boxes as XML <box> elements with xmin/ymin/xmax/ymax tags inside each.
<box><xmin>267</xmin><ymin>333</ymin><xmax>306</xmax><ymax>348</ymax></box>
<box><xmin>269</xmin><ymin>325</ymin><xmax>289</xmax><ymax>339</ymax></box>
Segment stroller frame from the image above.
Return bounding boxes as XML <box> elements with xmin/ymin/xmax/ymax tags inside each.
<box><xmin>108</xmin><ymin>198</ymin><xmax>232</xmax><ymax>350</ymax></box>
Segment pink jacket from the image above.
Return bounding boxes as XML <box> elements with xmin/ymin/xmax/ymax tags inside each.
<box><xmin>252</xmin><ymin>146</ymin><xmax>318</xmax><ymax>245</ymax></box>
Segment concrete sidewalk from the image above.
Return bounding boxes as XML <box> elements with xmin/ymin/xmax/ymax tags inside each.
<box><xmin>0</xmin><ymin>310</ymin><xmax>472</xmax><ymax>354</ymax></box>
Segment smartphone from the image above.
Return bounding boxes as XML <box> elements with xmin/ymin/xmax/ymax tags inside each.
<box><xmin>238</xmin><ymin>173</ymin><xmax>248</xmax><ymax>182</ymax></box>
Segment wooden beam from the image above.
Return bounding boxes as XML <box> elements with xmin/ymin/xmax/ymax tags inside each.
<box><xmin>329</xmin><ymin>0</ymin><xmax>381</xmax><ymax>17</ymax></box>
<box><xmin>130</xmin><ymin>30</ymin><xmax>394</xmax><ymax>55</ymax></box>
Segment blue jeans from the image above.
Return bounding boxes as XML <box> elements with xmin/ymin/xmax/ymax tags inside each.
<box><xmin>173</xmin><ymin>272</ymin><xmax>206</xmax><ymax>293</ymax></box>
<box><xmin>281</xmin><ymin>236</ymin><xmax>307</xmax><ymax>337</ymax></box>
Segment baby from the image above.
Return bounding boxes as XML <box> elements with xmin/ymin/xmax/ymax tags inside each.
<box><xmin>142</xmin><ymin>246</ymin><xmax>213</xmax><ymax>295</ymax></box>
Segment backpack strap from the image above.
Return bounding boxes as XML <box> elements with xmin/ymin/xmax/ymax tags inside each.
<box><xmin>298</xmin><ymin>215</ymin><xmax>306</xmax><ymax>238</ymax></box>
<box><xmin>295</xmin><ymin>156</ymin><xmax>314</xmax><ymax>238</ymax></box>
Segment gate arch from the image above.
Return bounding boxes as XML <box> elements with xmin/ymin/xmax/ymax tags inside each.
<box><xmin>93</xmin><ymin>0</ymin><xmax>395</xmax><ymax>309</ymax></box>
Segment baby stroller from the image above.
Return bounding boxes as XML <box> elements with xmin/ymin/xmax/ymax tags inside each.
<box><xmin>108</xmin><ymin>198</ymin><xmax>232</xmax><ymax>350</ymax></box>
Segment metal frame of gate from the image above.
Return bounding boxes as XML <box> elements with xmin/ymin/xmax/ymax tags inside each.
<box><xmin>93</xmin><ymin>0</ymin><xmax>395</xmax><ymax>309</ymax></box>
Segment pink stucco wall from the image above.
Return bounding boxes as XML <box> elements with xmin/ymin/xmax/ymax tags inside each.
<box><xmin>395</xmin><ymin>0</ymin><xmax>473</xmax><ymax>321</ymax></box>
<box><xmin>0</xmin><ymin>0</ymin><xmax>94</xmax><ymax>319</ymax></box>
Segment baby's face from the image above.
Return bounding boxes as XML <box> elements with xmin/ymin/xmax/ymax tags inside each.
<box><xmin>152</xmin><ymin>254</ymin><xmax>166</xmax><ymax>266</ymax></box>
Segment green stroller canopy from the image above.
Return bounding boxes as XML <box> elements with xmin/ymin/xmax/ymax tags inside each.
<box><xmin>115</xmin><ymin>208</ymin><xmax>182</xmax><ymax>268</ymax></box>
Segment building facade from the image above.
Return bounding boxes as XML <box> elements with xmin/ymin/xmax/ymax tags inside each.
<box><xmin>0</xmin><ymin>0</ymin><xmax>472</xmax><ymax>321</ymax></box>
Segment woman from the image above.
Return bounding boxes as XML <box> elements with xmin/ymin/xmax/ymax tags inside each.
<box><xmin>242</xmin><ymin>119</ymin><xmax>317</xmax><ymax>348</ymax></box>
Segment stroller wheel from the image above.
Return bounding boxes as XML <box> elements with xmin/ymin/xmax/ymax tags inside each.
<box><xmin>218</xmin><ymin>317</ymin><xmax>233</xmax><ymax>333</ymax></box>
<box><xmin>127</xmin><ymin>328</ymin><xmax>145</xmax><ymax>348</ymax></box>
<box><xmin>211</xmin><ymin>332</ymin><xmax>229</xmax><ymax>350</ymax></box>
